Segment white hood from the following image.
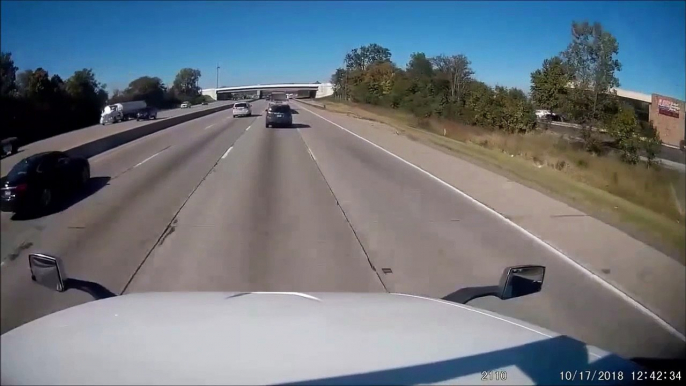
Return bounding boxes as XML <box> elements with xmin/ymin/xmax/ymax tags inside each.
<box><xmin>0</xmin><ymin>292</ymin><xmax>641</xmax><ymax>385</ymax></box>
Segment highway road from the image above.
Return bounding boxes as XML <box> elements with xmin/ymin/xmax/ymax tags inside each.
<box><xmin>1</xmin><ymin>100</ymin><xmax>684</xmax><ymax>362</ymax></box>
<box><xmin>0</xmin><ymin>101</ymin><xmax>236</xmax><ymax>177</ymax></box>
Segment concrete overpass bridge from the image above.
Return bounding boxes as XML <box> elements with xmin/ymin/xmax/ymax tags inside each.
<box><xmin>201</xmin><ymin>83</ymin><xmax>334</xmax><ymax>101</ymax></box>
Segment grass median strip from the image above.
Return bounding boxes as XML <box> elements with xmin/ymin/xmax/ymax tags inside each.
<box><xmin>309</xmin><ymin>99</ymin><xmax>686</xmax><ymax>259</ymax></box>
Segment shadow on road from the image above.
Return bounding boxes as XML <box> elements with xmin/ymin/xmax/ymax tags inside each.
<box><xmin>269</xmin><ymin>123</ymin><xmax>310</xmax><ymax>129</ymax></box>
<box><xmin>11</xmin><ymin>176</ymin><xmax>111</xmax><ymax>221</ymax></box>
<box><xmin>281</xmin><ymin>335</ymin><xmax>651</xmax><ymax>385</ymax></box>
<box><xmin>135</xmin><ymin>117</ymin><xmax>168</xmax><ymax>122</ymax></box>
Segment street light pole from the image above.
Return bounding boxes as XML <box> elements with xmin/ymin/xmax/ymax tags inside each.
<box><xmin>216</xmin><ymin>66</ymin><xmax>220</xmax><ymax>88</ymax></box>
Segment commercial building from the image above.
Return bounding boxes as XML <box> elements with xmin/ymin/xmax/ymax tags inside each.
<box><xmin>611</xmin><ymin>89</ymin><xmax>684</xmax><ymax>148</ymax></box>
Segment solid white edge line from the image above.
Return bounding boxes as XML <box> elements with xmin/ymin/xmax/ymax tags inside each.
<box><xmin>221</xmin><ymin>146</ymin><xmax>233</xmax><ymax>159</ymax></box>
<box><xmin>133</xmin><ymin>150</ymin><xmax>163</xmax><ymax>168</ymax></box>
<box><xmin>296</xmin><ymin>102</ymin><xmax>686</xmax><ymax>342</ymax></box>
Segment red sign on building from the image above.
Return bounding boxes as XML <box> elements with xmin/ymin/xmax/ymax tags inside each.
<box><xmin>658</xmin><ymin>98</ymin><xmax>680</xmax><ymax>118</ymax></box>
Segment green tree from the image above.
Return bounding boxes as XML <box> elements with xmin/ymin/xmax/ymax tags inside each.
<box><xmin>172</xmin><ymin>68</ymin><xmax>201</xmax><ymax>97</ymax></box>
<box><xmin>1</xmin><ymin>52</ymin><xmax>18</xmax><ymax>96</ymax></box>
<box><xmin>345</xmin><ymin>44</ymin><xmax>392</xmax><ymax>71</ymax></box>
<box><xmin>123</xmin><ymin>76</ymin><xmax>167</xmax><ymax>107</ymax></box>
<box><xmin>65</xmin><ymin>69</ymin><xmax>106</xmax><ymax>102</ymax></box>
<box><xmin>637</xmin><ymin>120</ymin><xmax>662</xmax><ymax>166</ymax></box>
<box><xmin>431</xmin><ymin>54</ymin><xmax>474</xmax><ymax>105</ymax></box>
<box><xmin>561</xmin><ymin>21</ymin><xmax>622</xmax><ymax>152</ymax></box>
<box><xmin>406</xmin><ymin>52</ymin><xmax>433</xmax><ymax>79</ymax></box>
<box><xmin>330</xmin><ymin>68</ymin><xmax>347</xmax><ymax>97</ymax></box>
<box><xmin>65</xmin><ymin>68</ymin><xmax>108</xmax><ymax>127</ymax></box>
<box><xmin>26</xmin><ymin>68</ymin><xmax>54</xmax><ymax>101</ymax></box>
<box><xmin>606</xmin><ymin>106</ymin><xmax>641</xmax><ymax>164</ymax></box>
<box><xmin>530</xmin><ymin>56</ymin><xmax>570</xmax><ymax>112</ymax></box>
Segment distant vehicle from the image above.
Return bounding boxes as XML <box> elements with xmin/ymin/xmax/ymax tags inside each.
<box><xmin>136</xmin><ymin>107</ymin><xmax>158</xmax><ymax>121</ymax></box>
<box><xmin>1</xmin><ymin>151</ymin><xmax>90</xmax><ymax>215</ymax></box>
<box><xmin>1</xmin><ymin>137</ymin><xmax>19</xmax><ymax>157</ymax></box>
<box><xmin>180</xmin><ymin>101</ymin><xmax>191</xmax><ymax>108</ymax></box>
<box><xmin>201</xmin><ymin>101</ymin><xmax>208</xmax><ymax>105</ymax></box>
<box><xmin>100</xmin><ymin>101</ymin><xmax>147</xmax><ymax>125</ymax></box>
<box><xmin>232</xmin><ymin>102</ymin><xmax>252</xmax><ymax>118</ymax></box>
<box><xmin>265</xmin><ymin>104</ymin><xmax>293</xmax><ymax>128</ymax></box>
<box><xmin>535</xmin><ymin>109</ymin><xmax>563</xmax><ymax>122</ymax></box>
<box><xmin>271</xmin><ymin>92</ymin><xmax>288</xmax><ymax>102</ymax></box>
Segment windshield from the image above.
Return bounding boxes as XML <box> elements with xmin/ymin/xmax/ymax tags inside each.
<box><xmin>269</xmin><ymin>105</ymin><xmax>291</xmax><ymax>113</ymax></box>
<box><xmin>1</xmin><ymin>1</ymin><xmax>685</xmax><ymax>374</ymax></box>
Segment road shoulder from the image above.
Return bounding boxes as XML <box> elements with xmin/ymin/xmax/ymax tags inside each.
<box><xmin>295</xmin><ymin>100</ymin><xmax>686</xmax><ymax>337</ymax></box>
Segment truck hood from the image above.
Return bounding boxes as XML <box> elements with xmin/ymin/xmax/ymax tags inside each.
<box><xmin>0</xmin><ymin>292</ymin><xmax>641</xmax><ymax>385</ymax></box>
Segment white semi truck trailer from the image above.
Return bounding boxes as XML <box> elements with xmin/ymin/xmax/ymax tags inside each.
<box><xmin>100</xmin><ymin>101</ymin><xmax>147</xmax><ymax>125</ymax></box>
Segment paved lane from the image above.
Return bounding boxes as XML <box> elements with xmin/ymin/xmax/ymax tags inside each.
<box><xmin>0</xmin><ymin>102</ymin><xmax>263</xmax><ymax>333</ymax></box>
<box><xmin>126</xmin><ymin>115</ymin><xmax>384</xmax><ymax>293</ymax></box>
<box><xmin>1</xmin><ymin>101</ymin><xmax>683</xmax><ymax>362</ymax></box>
<box><xmin>0</xmin><ymin>101</ymin><xmax>237</xmax><ymax>177</ymax></box>
<box><xmin>290</xmin><ymin>106</ymin><xmax>685</xmax><ymax>360</ymax></box>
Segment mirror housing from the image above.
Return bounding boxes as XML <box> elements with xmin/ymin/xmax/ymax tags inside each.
<box><xmin>441</xmin><ymin>265</ymin><xmax>546</xmax><ymax>304</ymax></box>
<box><xmin>497</xmin><ymin>265</ymin><xmax>545</xmax><ymax>300</ymax></box>
<box><xmin>28</xmin><ymin>253</ymin><xmax>68</xmax><ymax>292</ymax></box>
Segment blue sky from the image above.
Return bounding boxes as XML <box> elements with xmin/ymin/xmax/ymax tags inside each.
<box><xmin>1</xmin><ymin>1</ymin><xmax>684</xmax><ymax>99</ymax></box>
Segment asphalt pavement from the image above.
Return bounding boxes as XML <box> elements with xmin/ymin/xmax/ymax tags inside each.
<box><xmin>0</xmin><ymin>101</ymin><xmax>236</xmax><ymax>177</ymax></box>
<box><xmin>1</xmin><ymin>100</ymin><xmax>683</xmax><ymax>362</ymax></box>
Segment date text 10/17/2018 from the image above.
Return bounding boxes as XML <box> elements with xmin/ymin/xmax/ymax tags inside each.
<box><xmin>560</xmin><ymin>370</ymin><xmax>681</xmax><ymax>382</ymax></box>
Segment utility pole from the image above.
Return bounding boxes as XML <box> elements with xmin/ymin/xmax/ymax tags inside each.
<box><xmin>216</xmin><ymin>65</ymin><xmax>220</xmax><ymax>88</ymax></box>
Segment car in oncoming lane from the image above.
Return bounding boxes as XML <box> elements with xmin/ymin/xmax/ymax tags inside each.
<box><xmin>136</xmin><ymin>107</ymin><xmax>158</xmax><ymax>121</ymax></box>
<box><xmin>1</xmin><ymin>151</ymin><xmax>90</xmax><ymax>215</ymax></box>
<box><xmin>180</xmin><ymin>101</ymin><xmax>191</xmax><ymax>109</ymax></box>
<box><xmin>265</xmin><ymin>104</ymin><xmax>293</xmax><ymax>128</ymax></box>
<box><xmin>232</xmin><ymin>102</ymin><xmax>252</xmax><ymax>118</ymax></box>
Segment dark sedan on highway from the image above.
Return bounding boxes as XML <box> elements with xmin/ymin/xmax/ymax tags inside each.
<box><xmin>1</xmin><ymin>151</ymin><xmax>90</xmax><ymax>215</ymax></box>
<box><xmin>136</xmin><ymin>107</ymin><xmax>158</xmax><ymax>121</ymax></box>
<box><xmin>265</xmin><ymin>104</ymin><xmax>293</xmax><ymax>128</ymax></box>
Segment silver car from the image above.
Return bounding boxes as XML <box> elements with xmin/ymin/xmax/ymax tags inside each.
<box><xmin>232</xmin><ymin>102</ymin><xmax>252</xmax><ymax>118</ymax></box>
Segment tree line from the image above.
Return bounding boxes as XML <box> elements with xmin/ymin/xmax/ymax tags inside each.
<box><xmin>0</xmin><ymin>51</ymin><xmax>205</xmax><ymax>145</ymax></box>
<box><xmin>330</xmin><ymin>21</ymin><xmax>662</xmax><ymax>164</ymax></box>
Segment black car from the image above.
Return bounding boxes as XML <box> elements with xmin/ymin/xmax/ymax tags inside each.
<box><xmin>265</xmin><ymin>105</ymin><xmax>293</xmax><ymax>128</ymax></box>
<box><xmin>136</xmin><ymin>107</ymin><xmax>158</xmax><ymax>121</ymax></box>
<box><xmin>1</xmin><ymin>151</ymin><xmax>90</xmax><ymax>214</ymax></box>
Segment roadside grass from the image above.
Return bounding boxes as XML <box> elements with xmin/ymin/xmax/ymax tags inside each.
<box><xmin>311</xmin><ymin>98</ymin><xmax>686</xmax><ymax>259</ymax></box>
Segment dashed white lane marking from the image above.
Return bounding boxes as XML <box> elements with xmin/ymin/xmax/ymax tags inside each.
<box><xmin>204</xmin><ymin>124</ymin><xmax>215</xmax><ymax>130</ymax></box>
<box><xmin>307</xmin><ymin>147</ymin><xmax>316</xmax><ymax>161</ymax></box>
<box><xmin>246</xmin><ymin>125</ymin><xmax>251</xmax><ymax>131</ymax></box>
<box><xmin>296</xmin><ymin>102</ymin><xmax>686</xmax><ymax>342</ymax></box>
<box><xmin>221</xmin><ymin>146</ymin><xmax>233</xmax><ymax>159</ymax></box>
<box><xmin>133</xmin><ymin>149</ymin><xmax>165</xmax><ymax>168</ymax></box>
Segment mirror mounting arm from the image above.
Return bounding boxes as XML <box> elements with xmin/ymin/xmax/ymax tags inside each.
<box><xmin>441</xmin><ymin>285</ymin><xmax>501</xmax><ymax>304</ymax></box>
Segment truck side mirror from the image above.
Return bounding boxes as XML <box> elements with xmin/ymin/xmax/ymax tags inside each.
<box><xmin>497</xmin><ymin>265</ymin><xmax>545</xmax><ymax>300</ymax></box>
<box><xmin>29</xmin><ymin>253</ymin><xmax>68</xmax><ymax>292</ymax></box>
